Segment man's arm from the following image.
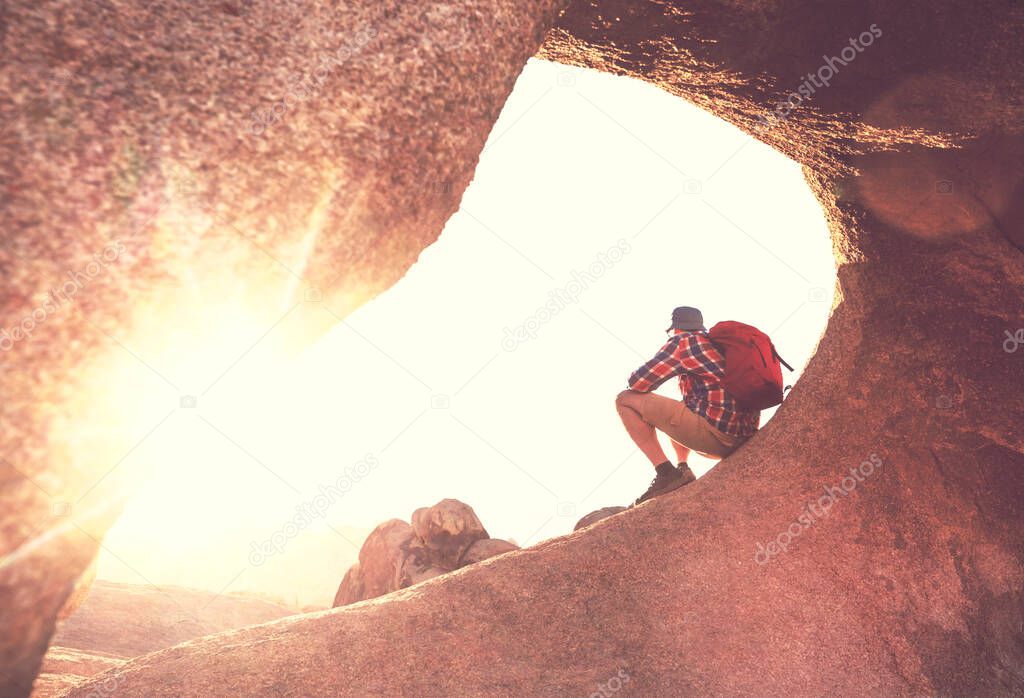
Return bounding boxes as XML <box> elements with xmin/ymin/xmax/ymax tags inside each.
<box><xmin>626</xmin><ymin>334</ymin><xmax>685</xmax><ymax>392</ymax></box>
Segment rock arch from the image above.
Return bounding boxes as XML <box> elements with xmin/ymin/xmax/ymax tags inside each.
<box><xmin>1</xmin><ymin>1</ymin><xmax>1021</xmax><ymax>695</ymax></box>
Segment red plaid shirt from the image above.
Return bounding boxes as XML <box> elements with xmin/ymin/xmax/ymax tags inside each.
<box><xmin>627</xmin><ymin>330</ymin><xmax>760</xmax><ymax>437</ymax></box>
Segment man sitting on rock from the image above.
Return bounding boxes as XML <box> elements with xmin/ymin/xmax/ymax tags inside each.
<box><xmin>615</xmin><ymin>306</ymin><xmax>759</xmax><ymax>505</ymax></box>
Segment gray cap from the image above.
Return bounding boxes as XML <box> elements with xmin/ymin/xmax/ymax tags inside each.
<box><xmin>666</xmin><ymin>306</ymin><xmax>706</xmax><ymax>332</ymax></box>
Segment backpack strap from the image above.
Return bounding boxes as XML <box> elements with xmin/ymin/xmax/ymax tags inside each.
<box><xmin>772</xmin><ymin>345</ymin><xmax>794</xmax><ymax>372</ymax></box>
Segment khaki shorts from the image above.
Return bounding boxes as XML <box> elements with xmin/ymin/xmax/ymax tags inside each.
<box><xmin>631</xmin><ymin>392</ymin><xmax>747</xmax><ymax>458</ymax></box>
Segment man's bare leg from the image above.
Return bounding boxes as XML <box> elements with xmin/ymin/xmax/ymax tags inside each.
<box><xmin>670</xmin><ymin>438</ymin><xmax>698</xmax><ymax>484</ymax></box>
<box><xmin>669</xmin><ymin>439</ymin><xmax>690</xmax><ymax>465</ymax></box>
<box><xmin>615</xmin><ymin>390</ymin><xmax>670</xmax><ymax>467</ymax></box>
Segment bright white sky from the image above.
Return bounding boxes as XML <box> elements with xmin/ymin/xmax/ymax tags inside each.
<box><xmin>97</xmin><ymin>58</ymin><xmax>835</xmax><ymax>607</ymax></box>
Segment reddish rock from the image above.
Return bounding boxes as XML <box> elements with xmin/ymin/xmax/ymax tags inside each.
<box><xmin>0</xmin><ymin>0</ymin><xmax>567</xmax><ymax>692</ymax></box>
<box><xmin>333</xmin><ymin>501</ymin><xmax>501</xmax><ymax>607</ymax></box>
<box><xmin>37</xmin><ymin>647</ymin><xmax>124</xmax><ymax>679</ymax></box>
<box><xmin>30</xmin><ymin>647</ymin><xmax>124</xmax><ymax>698</ymax></box>
<box><xmin>29</xmin><ymin>674</ymin><xmax>82</xmax><ymax>698</ymax></box>
<box><xmin>4</xmin><ymin>0</ymin><xmax>1024</xmax><ymax>695</ymax></box>
<box><xmin>50</xmin><ymin>581</ymin><xmax>293</xmax><ymax>659</ymax></box>
<box><xmin>573</xmin><ymin>507</ymin><xmax>628</xmax><ymax>531</ymax></box>
<box><xmin>458</xmin><ymin>538</ymin><xmax>519</xmax><ymax>567</ymax></box>
<box><xmin>350</xmin><ymin>520</ymin><xmax>417</xmax><ymax>601</ymax></box>
<box><xmin>411</xmin><ymin>499</ymin><xmax>489</xmax><ymax>569</ymax></box>
<box><xmin>331</xmin><ymin>565</ymin><xmax>365</xmax><ymax>609</ymax></box>
<box><xmin>396</xmin><ymin>560</ymin><xmax>450</xmax><ymax>590</ymax></box>
<box><xmin>56</xmin><ymin>557</ymin><xmax>97</xmax><ymax>622</ymax></box>
<box><xmin>68</xmin><ymin>0</ymin><xmax>1024</xmax><ymax>694</ymax></box>
<box><xmin>32</xmin><ymin>582</ymin><xmax>292</xmax><ymax>695</ymax></box>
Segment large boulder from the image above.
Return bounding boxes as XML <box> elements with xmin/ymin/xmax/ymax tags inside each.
<box><xmin>331</xmin><ymin>565</ymin><xmax>365</xmax><ymax>609</ymax></box>
<box><xmin>0</xmin><ymin>0</ymin><xmax>568</xmax><ymax>692</ymax></box>
<box><xmin>333</xmin><ymin>500</ymin><xmax>511</xmax><ymax>607</ymax></box>
<box><xmin>349</xmin><ymin>520</ymin><xmax>418</xmax><ymax>601</ymax></box>
<box><xmin>5</xmin><ymin>0</ymin><xmax>1024</xmax><ymax>695</ymax></box>
<box><xmin>67</xmin><ymin>1</ymin><xmax>1024</xmax><ymax>695</ymax></box>
<box><xmin>458</xmin><ymin>538</ymin><xmax>519</xmax><ymax>567</ymax></box>
<box><xmin>411</xmin><ymin>499</ymin><xmax>489</xmax><ymax>569</ymax></box>
<box><xmin>336</xmin><ymin>518</ymin><xmax>453</xmax><ymax>604</ymax></box>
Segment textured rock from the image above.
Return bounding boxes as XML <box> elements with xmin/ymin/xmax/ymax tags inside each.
<box><xmin>56</xmin><ymin>558</ymin><xmax>97</xmax><ymax>622</ymax></box>
<box><xmin>30</xmin><ymin>581</ymin><xmax>292</xmax><ymax>695</ymax></box>
<box><xmin>37</xmin><ymin>647</ymin><xmax>124</xmax><ymax>679</ymax></box>
<box><xmin>30</xmin><ymin>647</ymin><xmax>124</xmax><ymax>698</ymax></box>
<box><xmin>49</xmin><ymin>581</ymin><xmax>294</xmax><ymax>659</ymax></box>
<box><xmin>458</xmin><ymin>538</ymin><xmax>519</xmax><ymax>567</ymax></box>
<box><xmin>333</xmin><ymin>501</ymin><xmax>503</xmax><ymax>607</ymax></box>
<box><xmin>28</xmin><ymin>673</ymin><xmax>83</xmax><ymax>698</ymax></box>
<box><xmin>5</xmin><ymin>0</ymin><xmax>1024</xmax><ymax>695</ymax></box>
<box><xmin>396</xmin><ymin>560</ymin><xmax>451</xmax><ymax>591</ymax></box>
<box><xmin>348</xmin><ymin>520</ymin><xmax>418</xmax><ymax>602</ymax></box>
<box><xmin>69</xmin><ymin>1</ymin><xmax>1024</xmax><ymax>695</ymax></box>
<box><xmin>0</xmin><ymin>1</ymin><xmax>568</xmax><ymax>693</ymax></box>
<box><xmin>411</xmin><ymin>499</ymin><xmax>489</xmax><ymax>569</ymax></box>
<box><xmin>573</xmin><ymin>507</ymin><xmax>627</xmax><ymax>531</ymax></box>
<box><xmin>330</xmin><ymin>565</ymin><xmax>365</xmax><ymax>609</ymax></box>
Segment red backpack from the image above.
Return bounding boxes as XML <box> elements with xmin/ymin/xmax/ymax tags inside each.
<box><xmin>707</xmin><ymin>321</ymin><xmax>793</xmax><ymax>410</ymax></box>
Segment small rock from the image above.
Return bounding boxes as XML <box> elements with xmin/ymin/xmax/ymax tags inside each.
<box><xmin>574</xmin><ymin>506</ymin><xmax>627</xmax><ymax>531</ymax></box>
<box><xmin>458</xmin><ymin>538</ymin><xmax>519</xmax><ymax>567</ymax></box>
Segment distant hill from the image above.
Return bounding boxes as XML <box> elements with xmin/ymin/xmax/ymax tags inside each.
<box><xmin>51</xmin><ymin>580</ymin><xmax>296</xmax><ymax>658</ymax></box>
<box><xmin>33</xmin><ymin>580</ymin><xmax>299</xmax><ymax>696</ymax></box>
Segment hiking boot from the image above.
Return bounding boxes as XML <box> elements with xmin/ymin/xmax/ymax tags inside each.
<box><xmin>633</xmin><ymin>467</ymin><xmax>686</xmax><ymax>506</ymax></box>
<box><xmin>676</xmin><ymin>463</ymin><xmax>697</xmax><ymax>485</ymax></box>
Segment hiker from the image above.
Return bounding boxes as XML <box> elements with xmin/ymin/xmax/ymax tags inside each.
<box><xmin>615</xmin><ymin>306</ymin><xmax>761</xmax><ymax>505</ymax></box>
